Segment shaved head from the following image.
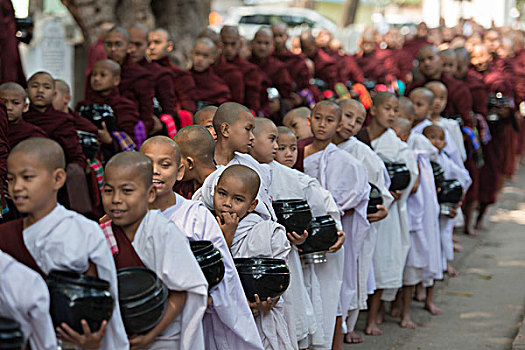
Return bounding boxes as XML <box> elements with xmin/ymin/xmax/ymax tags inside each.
<box><xmin>140</xmin><ymin>136</ymin><xmax>181</xmax><ymax>164</ymax></box>
<box><xmin>283</xmin><ymin>107</ymin><xmax>311</xmax><ymax>124</ymax></box>
<box><xmin>218</xmin><ymin>164</ymin><xmax>260</xmax><ymax>200</ymax></box>
<box><xmin>398</xmin><ymin>96</ymin><xmax>415</xmax><ymax>120</ymax></box>
<box><xmin>416</xmin><ymin>44</ymin><xmax>439</xmax><ymax>60</ymax></box>
<box><xmin>438</xmin><ymin>49</ymin><xmax>456</xmax><ymax>58</ymax></box>
<box><xmin>198</xmin><ymin>28</ymin><xmax>221</xmax><ymax>47</ymax></box>
<box><xmin>0</xmin><ymin>82</ymin><xmax>26</xmax><ymax>98</ymax></box>
<box><xmin>105</xmin><ymin>25</ymin><xmax>130</xmax><ymax>42</ymax></box>
<box><xmin>409</xmin><ymin>87</ymin><xmax>434</xmax><ymax>104</ymax></box>
<box><xmin>193</xmin><ymin>106</ymin><xmax>218</xmax><ymax>124</ymax></box>
<box><xmin>253</xmin><ymin>117</ymin><xmax>276</xmax><ymax>136</ymax></box>
<box><xmin>151</xmin><ymin>28</ymin><xmax>170</xmax><ymax>41</ymax></box>
<box><xmin>299</xmin><ymin>30</ymin><xmax>315</xmax><ymax>44</ymax></box>
<box><xmin>425</xmin><ymin>81</ymin><xmax>447</xmax><ymax>92</ymax></box>
<box><xmin>337</xmin><ymin>98</ymin><xmax>366</xmax><ymax>114</ymax></box>
<box><xmin>454</xmin><ymin>46</ymin><xmax>470</xmax><ymax>61</ymax></box>
<box><xmin>9</xmin><ymin>137</ymin><xmax>65</xmax><ymax>171</ymax></box>
<box><xmin>272</xmin><ymin>22</ymin><xmax>288</xmax><ymax>32</ymax></box>
<box><xmin>254</xmin><ymin>27</ymin><xmax>273</xmax><ymax>40</ymax></box>
<box><xmin>128</xmin><ymin>23</ymin><xmax>149</xmax><ymax>36</ymax></box>
<box><xmin>213</xmin><ymin>102</ymin><xmax>252</xmax><ymax>134</ymax></box>
<box><xmin>277</xmin><ymin>126</ymin><xmax>295</xmax><ymax>136</ymax></box>
<box><xmin>372</xmin><ymin>91</ymin><xmax>397</xmax><ymax>108</ymax></box>
<box><xmin>312</xmin><ymin>100</ymin><xmax>342</xmax><ymax>121</ymax></box>
<box><xmin>392</xmin><ymin>115</ymin><xmax>412</xmax><ymax>135</ymax></box>
<box><xmin>173</xmin><ymin>125</ymin><xmax>215</xmax><ymax>164</ymax></box>
<box><xmin>194</xmin><ymin>37</ymin><xmax>216</xmax><ymax>53</ymax></box>
<box><xmin>54</xmin><ymin>79</ymin><xmax>70</xmax><ymax>94</ymax></box>
<box><xmin>28</xmin><ymin>71</ymin><xmax>55</xmax><ymax>88</ymax></box>
<box><xmin>220</xmin><ymin>25</ymin><xmax>240</xmax><ymax>38</ymax></box>
<box><xmin>94</xmin><ymin>59</ymin><xmax>121</xmax><ymax>77</ymax></box>
<box><xmin>105</xmin><ymin>151</ymin><xmax>153</xmax><ymax>187</ymax></box>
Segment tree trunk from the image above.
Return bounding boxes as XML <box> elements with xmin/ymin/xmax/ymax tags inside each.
<box><xmin>340</xmin><ymin>0</ymin><xmax>359</xmax><ymax>27</ymax></box>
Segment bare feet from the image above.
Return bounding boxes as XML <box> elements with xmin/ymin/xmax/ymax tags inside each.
<box><xmin>377</xmin><ymin>303</ymin><xmax>385</xmax><ymax>324</ymax></box>
<box><xmin>415</xmin><ymin>284</ymin><xmax>426</xmax><ymax>302</ymax></box>
<box><xmin>453</xmin><ymin>243</ymin><xmax>463</xmax><ymax>252</ymax></box>
<box><xmin>446</xmin><ymin>263</ymin><xmax>460</xmax><ymax>277</ymax></box>
<box><xmin>400</xmin><ymin>315</ymin><xmax>417</xmax><ymax>329</ymax></box>
<box><xmin>452</xmin><ymin>235</ymin><xmax>461</xmax><ymax>243</ymax></box>
<box><xmin>344</xmin><ymin>331</ymin><xmax>364</xmax><ymax>344</ymax></box>
<box><xmin>391</xmin><ymin>305</ymin><xmax>401</xmax><ymax>318</ymax></box>
<box><xmin>365</xmin><ymin>323</ymin><xmax>383</xmax><ymax>336</ymax></box>
<box><xmin>424</xmin><ymin>302</ymin><xmax>443</xmax><ymax>315</ymax></box>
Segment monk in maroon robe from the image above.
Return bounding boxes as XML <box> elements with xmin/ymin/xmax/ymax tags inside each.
<box><xmin>403</xmin><ymin>22</ymin><xmax>432</xmax><ymax>62</ymax></box>
<box><xmin>353</xmin><ymin>31</ymin><xmax>390</xmax><ymax>84</ymax></box>
<box><xmin>0</xmin><ymin>0</ymin><xmax>26</xmax><ymax>87</ymax></box>
<box><xmin>95</xmin><ymin>26</ymin><xmax>156</xmax><ymax>135</ymax></box>
<box><xmin>300</xmin><ymin>30</ymin><xmax>339</xmax><ymax>90</ymax></box>
<box><xmin>0</xmin><ymin>101</ymin><xmax>8</xmax><ymax>217</ymax></box>
<box><xmin>23</xmin><ymin>72</ymin><xmax>86</xmax><ymax>169</ymax></box>
<box><xmin>148</xmin><ymin>28</ymin><xmax>197</xmax><ymax>115</ymax></box>
<box><xmin>250</xmin><ymin>27</ymin><xmax>294</xmax><ymax>118</ymax></box>
<box><xmin>377</xmin><ymin>28</ymin><xmax>414</xmax><ymax>84</ymax></box>
<box><xmin>327</xmin><ymin>38</ymin><xmax>364</xmax><ymax>85</ymax></box>
<box><xmin>218</xmin><ymin>25</ymin><xmax>263</xmax><ymax>112</ymax></box>
<box><xmin>128</xmin><ymin>24</ymin><xmax>178</xmax><ymax>120</ymax></box>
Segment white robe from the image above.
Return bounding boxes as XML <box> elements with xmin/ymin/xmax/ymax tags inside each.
<box><xmin>231</xmin><ymin>213</ymin><xmax>294</xmax><ymax>350</ymax></box>
<box><xmin>435</xmin><ymin>116</ymin><xmax>467</xmax><ymax>162</ymax></box>
<box><xmin>22</xmin><ymin>204</ymin><xmax>128</xmax><ymax>349</ymax></box>
<box><xmin>162</xmin><ymin>194</ymin><xmax>264</xmax><ymax>350</ymax></box>
<box><xmin>370</xmin><ymin>129</ymin><xmax>418</xmax><ymax>291</ymax></box>
<box><xmin>337</xmin><ymin>137</ymin><xmax>395</xmax><ymax>309</ymax></box>
<box><xmin>127</xmin><ymin>210</ymin><xmax>208</xmax><ymax>350</ymax></box>
<box><xmin>412</xmin><ymin>119</ymin><xmax>463</xmax><ymax>167</ymax></box>
<box><xmin>436</xmin><ymin>152</ymin><xmax>472</xmax><ymax>265</ymax></box>
<box><xmin>304</xmin><ymin>143</ymin><xmax>370</xmax><ymax>333</ymax></box>
<box><xmin>0</xmin><ymin>250</ymin><xmax>56</xmax><ymax>350</ymax></box>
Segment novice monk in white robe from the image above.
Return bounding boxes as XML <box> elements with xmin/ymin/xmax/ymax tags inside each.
<box><xmin>212</xmin><ymin>165</ymin><xmax>295</xmax><ymax>350</ymax></box>
<box><xmin>356</xmin><ymin>93</ymin><xmax>418</xmax><ymax>335</ymax></box>
<box><xmin>333</xmin><ymin>99</ymin><xmax>393</xmax><ymax>343</ymax></box>
<box><xmin>100</xmin><ymin>151</ymin><xmax>208</xmax><ymax>350</ymax></box>
<box><xmin>140</xmin><ymin>136</ymin><xmax>264</xmax><ymax>350</ymax></box>
<box><xmin>0</xmin><ymin>138</ymin><xmax>128</xmax><ymax>350</ymax></box>
<box><xmin>0</xmin><ymin>250</ymin><xmax>57</xmax><ymax>350</ymax></box>
<box><xmin>303</xmin><ymin>101</ymin><xmax>370</xmax><ymax>350</ymax></box>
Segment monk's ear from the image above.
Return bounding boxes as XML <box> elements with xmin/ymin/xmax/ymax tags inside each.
<box><xmin>185</xmin><ymin>156</ymin><xmax>195</xmax><ymax>171</ymax></box>
<box><xmin>220</xmin><ymin>122</ymin><xmax>230</xmax><ymax>138</ymax></box>
<box><xmin>147</xmin><ymin>184</ymin><xmax>156</xmax><ymax>204</ymax></box>
<box><xmin>247</xmin><ymin>198</ymin><xmax>258</xmax><ymax>214</ymax></box>
<box><xmin>370</xmin><ymin>105</ymin><xmax>377</xmax><ymax>117</ymax></box>
<box><xmin>113</xmin><ymin>75</ymin><xmax>121</xmax><ymax>86</ymax></box>
<box><xmin>52</xmin><ymin>168</ymin><xmax>67</xmax><ymax>190</ymax></box>
<box><xmin>23</xmin><ymin>101</ymin><xmax>29</xmax><ymax>113</ymax></box>
<box><xmin>307</xmin><ymin>115</ymin><xmax>311</xmax><ymax>127</ymax></box>
<box><xmin>176</xmin><ymin>162</ymin><xmax>185</xmax><ymax>182</ymax></box>
<box><xmin>167</xmin><ymin>41</ymin><xmax>174</xmax><ymax>53</ymax></box>
<box><xmin>65</xmin><ymin>92</ymin><xmax>72</xmax><ymax>105</ymax></box>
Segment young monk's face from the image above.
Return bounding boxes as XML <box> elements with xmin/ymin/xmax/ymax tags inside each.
<box><xmin>371</xmin><ymin>96</ymin><xmax>398</xmax><ymax>129</ymax></box>
<box><xmin>141</xmin><ymin>143</ymin><xmax>184</xmax><ymax>197</ymax></box>
<box><xmin>52</xmin><ymin>87</ymin><xmax>69</xmax><ymax>112</ymax></box>
<box><xmin>102</xmin><ymin>166</ymin><xmax>155</xmax><ymax>231</ymax></box>
<box><xmin>147</xmin><ymin>31</ymin><xmax>172</xmax><ymax>61</ymax></box>
<box><xmin>283</xmin><ymin>114</ymin><xmax>312</xmax><ymax>140</ymax></box>
<box><xmin>424</xmin><ymin>129</ymin><xmax>446</xmax><ymax>152</ymax></box>
<box><xmin>220</xmin><ymin>33</ymin><xmax>240</xmax><ymax>61</ymax></box>
<box><xmin>214</xmin><ymin>175</ymin><xmax>257</xmax><ymax>220</ymax></box>
<box><xmin>0</xmin><ymin>89</ymin><xmax>27</xmax><ymax>122</ymax></box>
<box><xmin>225</xmin><ymin>111</ymin><xmax>255</xmax><ymax>153</ymax></box>
<box><xmin>455</xmin><ymin>56</ymin><xmax>469</xmax><ymax>80</ymax></box>
<box><xmin>91</xmin><ymin>66</ymin><xmax>118</xmax><ymax>93</ymax></box>
<box><xmin>360</xmin><ymin>37</ymin><xmax>376</xmax><ymax>55</ymax></box>
<box><xmin>440</xmin><ymin>54</ymin><xmax>457</xmax><ymax>76</ymax></box>
<box><xmin>308</xmin><ymin>104</ymin><xmax>341</xmax><ymax>141</ymax></box>
<box><xmin>192</xmin><ymin>42</ymin><xmax>216</xmax><ymax>72</ymax></box>
<box><xmin>418</xmin><ymin>48</ymin><xmax>442</xmax><ymax>78</ymax></box>
<box><xmin>104</xmin><ymin>32</ymin><xmax>129</xmax><ymax>64</ymax></box>
<box><xmin>7</xmin><ymin>152</ymin><xmax>65</xmax><ymax>217</ymax></box>
<box><xmin>252</xmin><ymin>32</ymin><xmax>274</xmax><ymax>60</ymax></box>
<box><xmin>250</xmin><ymin>123</ymin><xmax>279</xmax><ymax>164</ymax></box>
<box><xmin>128</xmin><ymin>27</ymin><xmax>148</xmax><ymax>62</ymax></box>
<box><xmin>196</xmin><ymin>112</ymin><xmax>217</xmax><ymax>141</ymax></box>
<box><xmin>337</xmin><ymin>102</ymin><xmax>365</xmax><ymax>140</ymax></box>
<box><xmin>272</xmin><ymin>26</ymin><xmax>288</xmax><ymax>51</ymax></box>
<box><xmin>409</xmin><ymin>92</ymin><xmax>432</xmax><ymax>121</ymax></box>
<box><xmin>276</xmin><ymin>133</ymin><xmax>298</xmax><ymax>168</ymax></box>
<box><xmin>428</xmin><ymin>86</ymin><xmax>447</xmax><ymax>116</ymax></box>
<box><xmin>27</xmin><ymin>74</ymin><xmax>55</xmax><ymax>108</ymax></box>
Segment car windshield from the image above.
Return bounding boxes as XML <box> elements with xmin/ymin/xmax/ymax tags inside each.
<box><xmin>239</xmin><ymin>14</ymin><xmax>315</xmax><ymax>28</ymax></box>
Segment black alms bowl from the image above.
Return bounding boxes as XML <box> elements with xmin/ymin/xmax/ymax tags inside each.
<box><xmin>47</xmin><ymin>270</ymin><xmax>114</xmax><ymax>334</ymax></box>
<box><xmin>367</xmin><ymin>183</ymin><xmax>384</xmax><ymax>214</ymax></box>
<box><xmin>430</xmin><ymin>161</ymin><xmax>445</xmax><ymax>189</ymax></box>
<box><xmin>234</xmin><ymin>258</ymin><xmax>290</xmax><ymax>303</ymax></box>
<box><xmin>438</xmin><ymin>180</ymin><xmax>463</xmax><ymax>204</ymax></box>
<box><xmin>298</xmin><ymin>215</ymin><xmax>339</xmax><ymax>254</ymax></box>
<box><xmin>0</xmin><ymin>317</ymin><xmax>24</xmax><ymax>350</ymax></box>
<box><xmin>190</xmin><ymin>241</ymin><xmax>225</xmax><ymax>290</ymax></box>
<box><xmin>385</xmin><ymin>162</ymin><xmax>411</xmax><ymax>191</ymax></box>
<box><xmin>76</xmin><ymin>131</ymin><xmax>99</xmax><ymax>160</ymax></box>
<box><xmin>78</xmin><ymin>104</ymin><xmax>116</xmax><ymax>132</ymax></box>
<box><xmin>272</xmin><ymin>199</ymin><xmax>313</xmax><ymax>234</ymax></box>
<box><xmin>117</xmin><ymin>267</ymin><xmax>168</xmax><ymax>335</ymax></box>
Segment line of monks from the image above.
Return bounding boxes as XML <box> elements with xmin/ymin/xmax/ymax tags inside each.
<box><xmin>0</xmin><ymin>17</ymin><xmax>523</xmax><ymax>350</ymax></box>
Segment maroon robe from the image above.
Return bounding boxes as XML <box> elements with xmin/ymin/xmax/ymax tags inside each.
<box><xmin>212</xmin><ymin>57</ymin><xmax>244</xmax><ymax>104</ymax></box>
<box><xmin>402</xmin><ymin>37</ymin><xmax>432</xmax><ymax>61</ymax></box>
<box><xmin>0</xmin><ymin>103</ymin><xmax>8</xmax><ymax>213</ymax></box>
<box><xmin>353</xmin><ymin>50</ymin><xmax>389</xmax><ymax>84</ymax></box>
<box><xmin>217</xmin><ymin>54</ymin><xmax>262</xmax><ymax>112</ymax></box>
<box><xmin>249</xmin><ymin>55</ymin><xmax>294</xmax><ymax>101</ymax></box>
<box><xmin>173</xmin><ymin>180</ymin><xmax>195</xmax><ymax>200</ymax></box>
<box><xmin>191</xmin><ymin>67</ymin><xmax>232</xmax><ymax>106</ymax></box>
<box><xmin>23</xmin><ymin>105</ymin><xmax>86</xmax><ymax>168</ymax></box>
<box><xmin>137</xmin><ymin>58</ymin><xmax>177</xmax><ymax>117</ymax></box>
<box><xmin>85</xmin><ymin>36</ymin><xmax>107</xmax><ymax>80</ymax></box>
<box><xmin>376</xmin><ymin>48</ymin><xmax>413</xmax><ymax>83</ymax></box>
<box><xmin>273</xmin><ymin>50</ymin><xmax>311</xmax><ymax>90</ymax></box>
<box><xmin>155</xmin><ymin>56</ymin><xmax>197</xmax><ymax>114</ymax></box>
<box><xmin>408</xmin><ymin>73</ymin><xmax>474</xmax><ymax>128</ymax></box>
<box><xmin>111</xmin><ymin>223</ymin><xmax>146</xmax><ymax>269</ymax></box>
<box><xmin>310</xmin><ymin>49</ymin><xmax>339</xmax><ymax>90</ymax></box>
<box><xmin>328</xmin><ymin>51</ymin><xmax>364</xmax><ymax>85</ymax></box>
<box><xmin>0</xmin><ymin>0</ymin><xmax>26</xmax><ymax>87</ymax></box>
<box><xmin>68</xmin><ymin>108</ymin><xmax>99</xmax><ymax>135</ymax></box>
<box><xmin>293</xmin><ymin>136</ymin><xmax>313</xmax><ymax>173</ymax></box>
<box><xmin>7</xmin><ymin>118</ymin><xmax>48</xmax><ymax>148</ymax></box>
<box><xmin>76</xmin><ymin>88</ymin><xmax>140</xmax><ymax>139</ymax></box>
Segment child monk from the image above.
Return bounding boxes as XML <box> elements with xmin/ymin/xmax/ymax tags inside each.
<box><xmin>193</xmin><ymin>105</ymin><xmax>218</xmax><ymax>141</ymax></box>
<box><xmin>100</xmin><ymin>151</ymin><xmax>208</xmax><ymax>349</ymax></box>
<box><xmin>76</xmin><ymin>59</ymin><xmax>140</xmax><ymax>145</ymax></box>
<box><xmin>23</xmin><ymin>72</ymin><xmax>86</xmax><ymax>168</ymax></box>
<box><xmin>140</xmin><ymin>136</ymin><xmax>264</xmax><ymax>349</ymax></box>
<box><xmin>0</xmin><ymin>82</ymin><xmax>47</xmax><ymax>148</ymax></box>
<box><xmin>0</xmin><ymin>138</ymin><xmax>128</xmax><ymax>349</ymax></box>
<box><xmin>212</xmin><ymin>164</ymin><xmax>294</xmax><ymax>349</ymax></box>
<box><xmin>333</xmin><ymin>99</ymin><xmax>392</xmax><ymax>343</ymax></box>
<box><xmin>356</xmin><ymin>92</ymin><xmax>418</xmax><ymax>335</ymax></box>
<box><xmin>275</xmin><ymin>126</ymin><xmax>298</xmax><ymax>168</ymax></box>
<box><xmin>282</xmin><ymin>107</ymin><xmax>313</xmax><ymax>141</ymax></box>
<box><xmin>190</xmin><ymin>38</ymin><xmax>232</xmax><ymax>106</ymax></box>
<box><xmin>303</xmin><ymin>101</ymin><xmax>370</xmax><ymax>349</ymax></box>
<box><xmin>0</xmin><ymin>249</ymin><xmax>56</xmax><ymax>349</ymax></box>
